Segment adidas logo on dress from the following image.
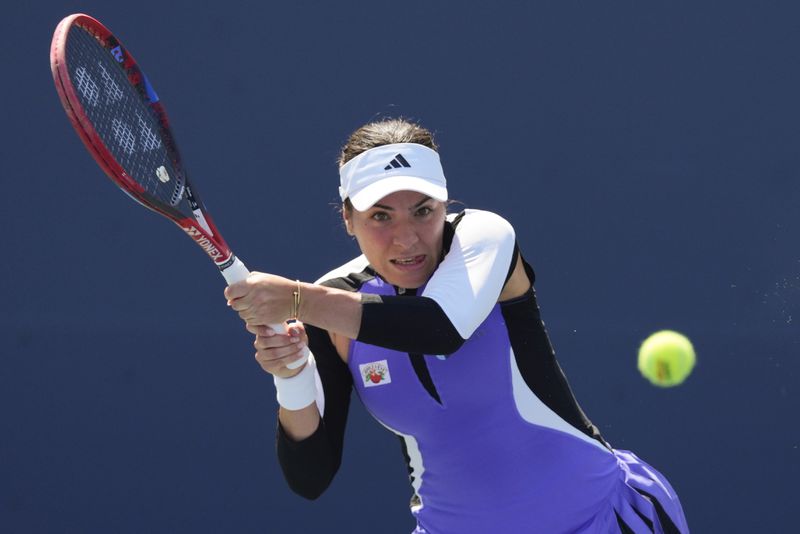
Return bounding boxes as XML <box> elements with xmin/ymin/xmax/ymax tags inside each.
<box><xmin>384</xmin><ymin>154</ymin><xmax>411</xmax><ymax>170</ymax></box>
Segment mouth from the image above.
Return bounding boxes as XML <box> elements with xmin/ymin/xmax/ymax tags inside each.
<box><xmin>390</xmin><ymin>255</ymin><xmax>426</xmax><ymax>267</ymax></box>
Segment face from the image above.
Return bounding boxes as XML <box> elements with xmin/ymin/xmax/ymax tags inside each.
<box><xmin>344</xmin><ymin>191</ymin><xmax>446</xmax><ymax>289</ymax></box>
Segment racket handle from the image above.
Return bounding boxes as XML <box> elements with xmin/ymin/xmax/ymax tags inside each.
<box><xmin>220</xmin><ymin>256</ymin><xmax>309</xmax><ymax>370</ymax></box>
<box><xmin>220</xmin><ymin>255</ymin><xmax>250</xmax><ymax>285</ymax></box>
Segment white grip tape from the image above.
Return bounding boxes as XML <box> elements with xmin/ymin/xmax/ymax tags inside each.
<box><xmin>273</xmin><ymin>354</ymin><xmax>317</xmax><ymax>410</ymax></box>
<box><xmin>220</xmin><ymin>256</ymin><xmax>250</xmax><ymax>285</ymax></box>
<box><xmin>221</xmin><ymin>256</ymin><xmax>309</xmax><ymax>370</ymax></box>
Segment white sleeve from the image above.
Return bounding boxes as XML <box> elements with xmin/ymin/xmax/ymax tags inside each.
<box><xmin>421</xmin><ymin>209</ymin><xmax>516</xmax><ymax>339</ymax></box>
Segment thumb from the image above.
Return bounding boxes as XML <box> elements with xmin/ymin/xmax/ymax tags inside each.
<box><xmin>285</xmin><ymin>319</ymin><xmax>306</xmax><ymax>337</ymax></box>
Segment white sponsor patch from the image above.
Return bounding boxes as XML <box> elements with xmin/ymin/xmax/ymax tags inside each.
<box><xmin>359</xmin><ymin>360</ymin><xmax>392</xmax><ymax>388</ymax></box>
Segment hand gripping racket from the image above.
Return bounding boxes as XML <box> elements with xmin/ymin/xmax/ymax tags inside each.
<box><xmin>50</xmin><ymin>14</ymin><xmax>307</xmax><ymax>368</ymax></box>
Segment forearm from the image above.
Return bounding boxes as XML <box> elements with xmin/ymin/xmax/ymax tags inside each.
<box><xmin>276</xmin><ymin>416</ymin><xmax>339</xmax><ymax>500</ymax></box>
<box><xmin>276</xmin><ymin>323</ymin><xmax>352</xmax><ymax>500</ymax></box>
<box><xmin>297</xmin><ymin>281</ymin><xmax>464</xmax><ymax>355</ymax></box>
<box><xmin>278</xmin><ymin>403</ymin><xmax>320</xmax><ymax>441</ymax></box>
<box><xmin>359</xmin><ymin>293</ymin><xmax>465</xmax><ymax>354</ymax></box>
<box><xmin>297</xmin><ymin>282</ymin><xmax>363</xmax><ymax>339</ymax></box>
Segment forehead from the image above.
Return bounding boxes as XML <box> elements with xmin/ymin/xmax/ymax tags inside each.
<box><xmin>370</xmin><ymin>190</ymin><xmax>432</xmax><ymax>209</ymax></box>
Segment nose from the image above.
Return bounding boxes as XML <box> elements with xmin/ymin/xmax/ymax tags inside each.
<box><xmin>392</xmin><ymin>221</ymin><xmax>419</xmax><ymax>250</ymax></box>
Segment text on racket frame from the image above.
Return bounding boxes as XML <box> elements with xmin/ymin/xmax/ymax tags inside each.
<box><xmin>182</xmin><ymin>225</ymin><xmax>225</xmax><ymax>262</ymax></box>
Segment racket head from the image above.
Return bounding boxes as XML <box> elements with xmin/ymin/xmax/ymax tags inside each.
<box><xmin>50</xmin><ymin>14</ymin><xmax>235</xmax><ymax>269</ymax></box>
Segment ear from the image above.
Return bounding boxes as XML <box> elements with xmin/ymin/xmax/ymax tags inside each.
<box><xmin>343</xmin><ymin>209</ymin><xmax>354</xmax><ymax>236</ymax></box>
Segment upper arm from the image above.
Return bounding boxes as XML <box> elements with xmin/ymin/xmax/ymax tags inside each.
<box><xmin>329</xmin><ymin>331</ymin><xmax>352</xmax><ymax>363</ymax></box>
<box><xmin>422</xmin><ymin>210</ymin><xmax>517</xmax><ymax>338</ymax></box>
<box><xmin>499</xmin><ymin>253</ymin><xmax>532</xmax><ymax>302</ymax></box>
<box><xmin>306</xmin><ymin>325</ymin><xmax>352</xmax><ymax>425</ymax></box>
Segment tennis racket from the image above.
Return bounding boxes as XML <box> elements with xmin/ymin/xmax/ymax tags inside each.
<box><xmin>50</xmin><ymin>13</ymin><xmax>307</xmax><ymax>368</ymax></box>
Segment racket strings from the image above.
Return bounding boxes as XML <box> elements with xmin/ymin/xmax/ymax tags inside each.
<box><xmin>65</xmin><ymin>25</ymin><xmax>186</xmax><ymax>210</ymax></box>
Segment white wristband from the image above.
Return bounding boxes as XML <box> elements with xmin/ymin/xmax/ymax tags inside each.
<box><xmin>273</xmin><ymin>354</ymin><xmax>317</xmax><ymax>410</ymax></box>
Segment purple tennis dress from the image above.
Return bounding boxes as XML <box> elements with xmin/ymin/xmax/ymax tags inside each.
<box><xmin>279</xmin><ymin>210</ymin><xmax>689</xmax><ymax>533</ymax></box>
<box><xmin>349</xmin><ymin>275</ymin><xmax>688</xmax><ymax>533</ymax></box>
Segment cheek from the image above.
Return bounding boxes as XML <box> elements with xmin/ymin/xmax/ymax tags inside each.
<box><xmin>353</xmin><ymin>225</ymin><xmax>390</xmax><ymax>253</ymax></box>
<box><xmin>423</xmin><ymin>223</ymin><xmax>445</xmax><ymax>250</ymax></box>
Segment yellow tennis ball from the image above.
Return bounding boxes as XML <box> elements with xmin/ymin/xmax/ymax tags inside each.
<box><xmin>637</xmin><ymin>330</ymin><xmax>696</xmax><ymax>387</ymax></box>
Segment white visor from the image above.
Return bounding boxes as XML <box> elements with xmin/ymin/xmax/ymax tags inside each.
<box><xmin>339</xmin><ymin>143</ymin><xmax>448</xmax><ymax>211</ymax></box>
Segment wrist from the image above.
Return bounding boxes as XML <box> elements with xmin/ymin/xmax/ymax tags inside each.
<box><xmin>273</xmin><ymin>355</ymin><xmax>317</xmax><ymax>410</ymax></box>
<box><xmin>294</xmin><ymin>280</ymin><xmax>312</xmax><ymax>324</ymax></box>
<box><xmin>291</xmin><ymin>279</ymin><xmax>302</xmax><ymax>321</ymax></box>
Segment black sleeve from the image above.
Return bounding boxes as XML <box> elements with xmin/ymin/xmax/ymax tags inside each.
<box><xmin>275</xmin><ymin>324</ymin><xmax>352</xmax><ymax>499</ymax></box>
<box><xmin>358</xmin><ymin>294</ymin><xmax>465</xmax><ymax>355</ymax></box>
<box><xmin>356</xmin><ymin>242</ymin><xmax>522</xmax><ymax>356</ymax></box>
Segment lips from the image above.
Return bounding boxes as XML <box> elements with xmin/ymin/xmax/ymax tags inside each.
<box><xmin>390</xmin><ymin>255</ymin><xmax>426</xmax><ymax>267</ymax></box>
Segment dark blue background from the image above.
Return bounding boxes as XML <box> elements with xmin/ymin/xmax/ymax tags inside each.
<box><xmin>3</xmin><ymin>1</ymin><xmax>798</xmax><ymax>532</ymax></box>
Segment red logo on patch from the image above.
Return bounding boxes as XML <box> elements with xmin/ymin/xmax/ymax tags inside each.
<box><xmin>359</xmin><ymin>360</ymin><xmax>392</xmax><ymax>388</ymax></box>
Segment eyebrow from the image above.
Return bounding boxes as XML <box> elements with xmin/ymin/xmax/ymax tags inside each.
<box><xmin>372</xmin><ymin>196</ymin><xmax>432</xmax><ymax>211</ymax></box>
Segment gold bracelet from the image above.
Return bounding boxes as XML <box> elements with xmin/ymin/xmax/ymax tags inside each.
<box><xmin>291</xmin><ymin>279</ymin><xmax>301</xmax><ymax>320</ymax></box>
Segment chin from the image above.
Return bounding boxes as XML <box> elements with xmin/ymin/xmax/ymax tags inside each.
<box><xmin>388</xmin><ymin>271</ymin><xmax>431</xmax><ymax>290</ymax></box>
<box><xmin>377</xmin><ymin>259</ymin><xmax>436</xmax><ymax>290</ymax></box>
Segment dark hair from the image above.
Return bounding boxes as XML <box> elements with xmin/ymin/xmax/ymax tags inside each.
<box><xmin>339</xmin><ymin>118</ymin><xmax>440</xmax><ymax>214</ymax></box>
<box><xmin>338</xmin><ymin>118</ymin><xmax>438</xmax><ymax>167</ymax></box>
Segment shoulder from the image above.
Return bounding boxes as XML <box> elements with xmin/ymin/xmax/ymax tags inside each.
<box><xmin>447</xmin><ymin>208</ymin><xmax>516</xmax><ymax>245</ymax></box>
<box><xmin>314</xmin><ymin>255</ymin><xmax>376</xmax><ymax>291</ymax></box>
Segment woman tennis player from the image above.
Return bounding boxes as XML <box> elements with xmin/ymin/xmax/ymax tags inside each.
<box><xmin>225</xmin><ymin>118</ymin><xmax>690</xmax><ymax>533</ymax></box>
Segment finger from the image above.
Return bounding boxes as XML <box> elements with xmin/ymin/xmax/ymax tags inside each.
<box><xmin>253</xmin><ymin>333</ymin><xmax>299</xmax><ymax>350</ymax></box>
<box><xmin>224</xmin><ymin>281</ymin><xmax>249</xmax><ymax>301</ymax></box>
<box><xmin>254</xmin><ymin>344</ymin><xmax>307</xmax><ymax>372</ymax></box>
<box><xmin>239</xmin><ymin>311</ymin><xmax>271</xmax><ymax>327</ymax></box>
<box><xmin>280</xmin><ymin>347</ymin><xmax>310</xmax><ymax>369</ymax></box>
<box><xmin>254</xmin><ymin>336</ymin><xmax>304</xmax><ymax>354</ymax></box>
<box><xmin>254</xmin><ymin>353</ymin><xmax>285</xmax><ymax>375</ymax></box>
<box><xmin>229</xmin><ymin>298</ymin><xmax>250</xmax><ymax>312</ymax></box>
<box><xmin>284</xmin><ymin>322</ymin><xmax>309</xmax><ymax>346</ymax></box>
<box><xmin>284</xmin><ymin>320</ymin><xmax>306</xmax><ymax>337</ymax></box>
<box><xmin>246</xmin><ymin>324</ymin><xmax>276</xmax><ymax>336</ymax></box>
<box><xmin>238</xmin><ymin>309</ymin><xmax>259</xmax><ymax>324</ymax></box>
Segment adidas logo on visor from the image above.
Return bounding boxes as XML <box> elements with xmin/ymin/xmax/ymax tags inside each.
<box><xmin>384</xmin><ymin>154</ymin><xmax>411</xmax><ymax>171</ymax></box>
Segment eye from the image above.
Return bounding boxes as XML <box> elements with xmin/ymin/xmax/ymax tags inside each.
<box><xmin>416</xmin><ymin>205</ymin><xmax>433</xmax><ymax>217</ymax></box>
<box><xmin>371</xmin><ymin>211</ymin><xmax>390</xmax><ymax>222</ymax></box>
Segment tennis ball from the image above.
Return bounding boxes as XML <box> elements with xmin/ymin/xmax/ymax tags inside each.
<box><xmin>637</xmin><ymin>330</ymin><xmax>695</xmax><ymax>387</ymax></box>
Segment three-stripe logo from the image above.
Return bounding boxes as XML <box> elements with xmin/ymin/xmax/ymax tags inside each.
<box><xmin>384</xmin><ymin>154</ymin><xmax>411</xmax><ymax>171</ymax></box>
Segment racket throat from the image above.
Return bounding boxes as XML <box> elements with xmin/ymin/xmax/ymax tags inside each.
<box><xmin>192</xmin><ymin>208</ymin><xmax>214</xmax><ymax>235</ymax></box>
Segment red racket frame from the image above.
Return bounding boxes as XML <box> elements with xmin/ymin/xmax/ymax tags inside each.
<box><xmin>50</xmin><ymin>13</ymin><xmax>236</xmax><ymax>269</ymax></box>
